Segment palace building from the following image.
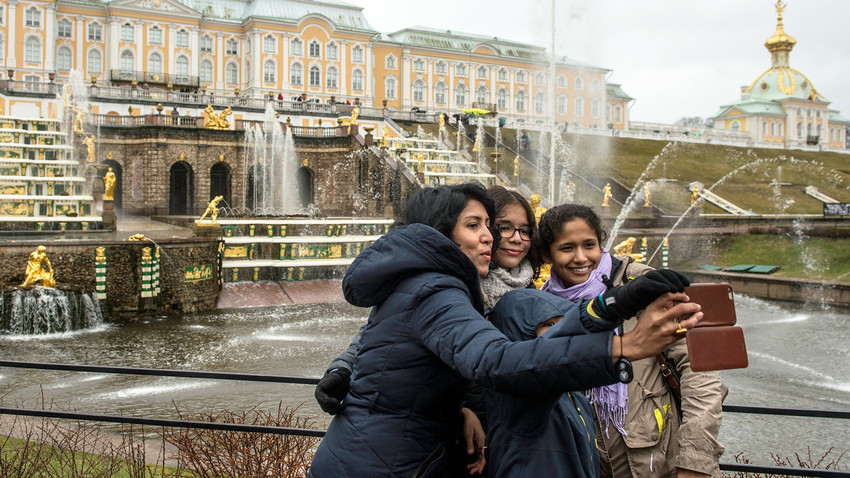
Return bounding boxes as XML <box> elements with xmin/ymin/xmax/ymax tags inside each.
<box><xmin>0</xmin><ymin>0</ymin><xmax>631</xmax><ymax>130</ymax></box>
<box><xmin>712</xmin><ymin>1</ymin><xmax>847</xmax><ymax>149</ymax></box>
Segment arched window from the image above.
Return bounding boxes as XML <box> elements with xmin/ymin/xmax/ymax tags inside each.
<box><xmin>25</xmin><ymin>7</ymin><xmax>41</xmax><ymax>27</ymax></box>
<box><xmin>516</xmin><ymin>71</ymin><xmax>526</xmax><ymax>83</ymax></box>
<box><xmin>87</xmin><ymin>49</ymin><xmax>102</xmax><ymax>74</ymax></box>
<box><xmin>309</xmin><ymin>65</ymin><xmax>320</xmax><ymax>87</ymax></box>
<box><xmin>516</xmin><ymin>90</ymin><xmax>527</xmax><ymax>111</ymax></box>
<box><xmin>436</xmin><ymin>62</ymin><xmax>447</xmax><ymax>74</ymax></box>
<box><xmin>291</xmin><ymin>38</ymin><xmax>302</xmax><ymax>56</ymax></box>
<box><xmin>762</xmin><ymin>121</ymin><xmax>768</xmax><ymax>136</ymax></box>
<box><xmin>352</xmin><ymin>69</ymin><xmax>363</xmax><ymax>91</ymax></box>
<box><xmin>413</xmin><ymin>80</ymin><xmax>426</xmax><ymax>102</ymax></box>
<box><xmin>476</xmin><ymin>85</ymin><xmax>488</xmax><ymax>104</ymax></box>
<box><xmin>385</xmin><ymin>77</ymin><xmax>397</xmax><ymax>99</ymax></box>
<box><xmin>149</xmin><ymin>26</ymin><xmax>162</xmax><ymax>44</ymax></box>
<box><xmin>263</xmin><ymin>35</ymin><xmax>275</xmax><ymax>53</ymax></box>
<box><xmin>263</xmin><ymin>60</ymin><xmax>275</xmax><ymax>83</ymax></box>
<box><xmin>435</xmin><ymin>82</ymin><xmax>447</xmax><ymax>104</ymax></box>
<box><xmin>558</xmin><ymin>75</ymin><xmax>567</xmax><ymax>87</ymax></box>
<box><xmin>591</xmin><ymin>98</ymin><xmax>600</xmax><ymax>118</ymax></box>
<box><xmin>88</xmin><ymin>23</ymin><xmax>103</xmax><ymax>41</ymax></box>
<box><xmin>327</xmin><ymin>42</ymin><xmax>337</xmax><ymax>60</ymax></box>
<box><xmin>225</xmin><ymin>38</ymin><xmax>238</xmax><ymax>55</ymax></box>
<box><xmin>176</xmin><ymin>30</ymin><xmax>189</xmax><ymax>48</ymax></box>
<box><xmin>225</xmin><ymin>63</ymin><xmax>238</xmax><ymax>85</ymax></box>
<box><xmin>806</xmin><ymin>123</ymin><xmax>812</xmax><ymax>136</ymax></box>
<box><xmin>770</xmin><ymin>121</ymin><xmax>776</xmax><ymax>137</ymax></box>
<box><xmin>413</xmin><ymin>58</ymin><xmax>425</xmax><ymax>72</ymax></box>
<box><xmin>497</xmin><ymin>88</ymin><xmax>507</xmax><ymax>110</ymax></box>
<box><xmin>817</xmin><ymin>124</ymin><xmax>823</xmax><ymax>137</ymax></box>
<box><xmin>25</xmin><ymin>37</ymin><xmax>41</xmax><ymax>63</ymax></box>
<box><xmin>778</xmin><ymin>122</ymin><xmax>783</xmax><ymax>137</ymax></box>
<box><xmin>291</xmin><ymin>63</ymin><xmax>302</xmax><ymax>85</ymax></box>
<box><xmin>148</xmin><ymin>52</ymin><xmax>162</xmax><ymax>74</ymax></box>
<box><xmin>309</xmin><ymin>40</ymin><xmax>321</xmax><ymax>58</ymax></box>
<box><xmin>498</xmin><ymin>68</ymin><xmax>507</xmax><ymax>81</ymax></box>
<box><xmin>614</xmin><ymin>105</ymin><xmax>623</xmax><ymax>123</ymax></box>
<box><xmin>591</xmin><ymin>79</ymin><xmax>600</xmax><ymax>91</ymax></box>
<box><xmin>797</xmin><ymin>121</ymin><xmax>802</xmax><ymax>137</ymax></box>
<box><xmin>535</xmin><ymin>73</ymin><xmax>545</xmax><ymax>86</ymax></box>
<box><xmin>175</xmin><ymin>56</ymin><xmax>189</xmax><ymax>77</ymax></box>
<box><xmin>455</xmin><ymin>83</ymin><xmax>468</xmax><ymax>107</ymax></box>
<box><xmin>557</xmin><ymin>95</ymin><xmax>567</xmax><ymax>115</ymax></box>
<box><xmin>326</xmin><ymin>67</ymin><xmax>338</xmax><ymax>89</ymax></box>
<box><xmin>58</xmin><ymin>19</ymin><xmax>72</xmax><ymax>38</ymax></box>
<box><xmin>119</xmin><ymin>50</ymin><xmax>134</xmax><ymax>72</ymax></box>
<box><xmin>731</xmin><ymin>120</ymin><xmax>741</xmax><ymax>131</ymax></box>
<box><xmin>200</xmin><ymin>35</ymin><xmax>213</xmax><ymax>52</ymax></box>
<box><xmin>477</xmin><ymin>66</ymin><xmax>488</xmax><ymax>78</ymax></box>
<box><xmin>456</xmin><ymin>63</ymin><xmax>467</xmax><ymax>76</ymax></box>
<box><xmin>574</xmin><ymin>77</ymin><xmax>584</xmax><ymax>90</ymax></box>
<box><xmin>574</xmin><ymin>96</ymin><xmax>584</xmax><ymax>116</ymax></box>
<box><xmin>534</xmin><ymin>93</ymin><xmax>545</xmax><ymax>114</ymax></box>
<box><xmin>200</xmin><ymin>60</ymin><xmax>213</xmax><ymax>83</ymax></box>
<box><xmin>57</xmin><ymin>46</ymin><xmax>72</xmax><ymax>70</ymax></box>
<box><xmin>385</xmin><ymin>55</ymin><xmax>396</xmax><ymax>69</ymax></box>
<box><xmin>120</xmin><ymin>23</ymin><xmax>134</xmax><ymax>41</ymax></box>
<box><xmin>352</xmin><ymin>45</ymin><xmax>363</xmax><ymax>62</ymax></box>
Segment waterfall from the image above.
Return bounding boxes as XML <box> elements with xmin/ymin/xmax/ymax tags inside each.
<box><xmin>2</xmin><ymin>287</ymin><xmax>104</xmax><ymax>335</ymax></box>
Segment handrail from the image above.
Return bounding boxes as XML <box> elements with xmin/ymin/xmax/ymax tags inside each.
<box><xmin>1</xmin><ymin>360</ymin><xmax>847</xmax><ymax>476</ymax></box>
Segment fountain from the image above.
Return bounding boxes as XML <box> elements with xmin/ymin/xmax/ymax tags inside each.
<box><xmin>0</xmin><ymin>285</ymin><xmax>103</xmax><ymax>334</ymax></box>
<box><xmin>243</xmin><ymin>105</ymin><xmax>301</xmax><ymax>216</ymax></box>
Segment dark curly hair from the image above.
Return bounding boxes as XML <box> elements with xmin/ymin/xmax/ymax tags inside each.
<box><xmin>487</xmin><ymin>186</ymin><xmax>543</xmax><ymax>276</ymax></box>
<box><xmin>400</xmin><ymin>183</ymin><xmax>498</xmax><ymax>250</ymax></box>
<box><xmin>538</xmin><ymin>204</ymin><xmax>608</xmax><ymax>252</ymax></box>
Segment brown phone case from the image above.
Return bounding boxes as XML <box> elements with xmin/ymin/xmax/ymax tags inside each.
<box><xmin>684</xmin><ymin>283</ymin><xmax>737</xmax><ymax>327</ymax></box>
<box><xmin>687</xmin><ymin>326</ymin><xmax>749</xmax><ymax>372</ymax></box>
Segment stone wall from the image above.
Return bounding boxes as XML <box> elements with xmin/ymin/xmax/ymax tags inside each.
<box><xmin>0</xmin><ymin>238</ymin><xmax>222</xmax><ymax>321</ymax></box>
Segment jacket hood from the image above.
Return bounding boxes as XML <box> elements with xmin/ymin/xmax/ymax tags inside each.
<box><xmin>490</xmin><ymin>288</ymin><xmax>580</xmax><ymax>341</ymax></box>
<box><xmin>342</xmin><ymin>223</ymin><xmax>483</xmax><ymax>308</ymax></box>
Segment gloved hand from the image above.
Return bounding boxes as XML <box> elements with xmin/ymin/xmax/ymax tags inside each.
<box><xmin>591</xmin><ymin>269</ymin><xmax>690</xmax><ymax>322</ymax></box>
<box><xmin>315</xmin><ymin>368</ymin><xmax>352</xmax><ymax>415</ymax></box>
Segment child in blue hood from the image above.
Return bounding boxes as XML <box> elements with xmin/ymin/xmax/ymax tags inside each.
<box><xmin>485</xmin><ymin>288</ymin><xmax>615</xmax><ymax>478</ymax></box>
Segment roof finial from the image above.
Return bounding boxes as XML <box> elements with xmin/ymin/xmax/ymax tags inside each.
<box><xmin>776</xmin><ymin>1</ymin><xmax>786</xmax><ymax>24</ymax></box>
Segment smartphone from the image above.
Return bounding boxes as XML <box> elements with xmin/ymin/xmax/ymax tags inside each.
<box><xmin>687</xmin><ymin>326</ymin><xmax>749</xmax><ymax>372</ymax></box>
<box><xmin>683</xmin><ymin>283</ymin><xmax>737</xmax><ymax>327</ymax></box>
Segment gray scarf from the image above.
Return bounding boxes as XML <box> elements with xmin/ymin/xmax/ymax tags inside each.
<box><xmin>481</xmin><ymin>259</ymin><xmax>535</xmax><ymax>310</ymax></box>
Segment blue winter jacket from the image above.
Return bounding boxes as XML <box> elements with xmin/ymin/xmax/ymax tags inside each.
<box><xmin>309</xmin><ymin>224</ymin><xmax>619</xmax><ymax>478</ymax></box>
<box><xmin>485</xmin><ymin>289</ymin><xmax>618</xmax><ymax>478</ymax></box>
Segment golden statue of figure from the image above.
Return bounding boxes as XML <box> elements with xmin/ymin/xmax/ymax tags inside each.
<box><xmin>643</xmin><ymin>183</ymin><xmax>652</xmax><ymax>207</ymax></box>
<box><xmin>613</xmin><ymin>237</ymin><xmax>645</xmax><ymax>262</ymax></box>
<box><xmin>529</xmin><ymin>193</ymin><xmax>546</xmax><ymax>225</ymax></box>
<box><xmin>690</xmin><ymin>185</ymin><xmax>700</xmax><ymax>205</ymax></box>
<box><xmin>204</xmin><ymin>106</ymin><xmax>232</xmax><ymax>130</ymax></box>
<box><xmin>198</xmin><ymin>195</ymin><xmax>224</xmax><ymax>224</ymax></box>
<box><xmin>21</xmin><ymin>246</ymin><xmax>56</xmax><ymax>287</ymax></box>
<box><xmin>74</xmin><ymin>108</ymin><xmax>86</xmax><ymax>133</ymax></box>
<box><xmin>513</xmin><ymin>155</ymin><xmax>519</xmax><ymax>177</ymax></box>
<box><xmin>602</xmin><ymin>183</ymin><xmax>613</xmax><ymax>207</ymax></box>
<box><xmin>472</xmin><ymin>134</ymin><xmax>480</xmax><ymax>152</ymax></box>
<box><xmin>381</xmin><ymin>125</ymin><xmax>388</xmax><ymax>146</ymax></box>
<box><xmin>415</xmin><ymin>153</ymin><xmax>424</xmax><ymax>172</ymax></box>
<box><xmin>351</xmin><ymin>106</ymin><xmax>359</xmax><ymax>125</ymax></box>
<box><xmin>83</xmin><ymin>135</ymin><xmax>95</xmax><ymax>163</ymax></box>
<box><xmin>103</xmin><ymin>167</ymin><xmax>116</xmax><ymax>200</ymax></box>
<box><xmin>217</xmin><ymin>107</ymin><xmax>232</xmax><ymax>129</ymax></box>
<box><xmin>128</xmin><ymin>234</ymin><xmax>146</xmax><ymax>241</ymax></box>
<box><xmin>439</xmin><ymin>113</ymin><xmax>445</xmax><ymax>128</ymax></box>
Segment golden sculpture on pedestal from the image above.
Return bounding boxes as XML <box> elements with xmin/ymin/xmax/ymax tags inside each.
<box><xmin>690</xmin><ymin>185</ymin><xmax>700</xmax><ymax>205</ymax></box>
<box><xmin>602</xmin><ymin>183</ymin><xmax>612</xmax><ymax>207</ymax></box>
<box><xmin>613</xmin><ymin>237</ymin><xmax>645</xmax><ymax>263</ymax></box>
<box><xmin>104</xmin><ymin>167</ymin><xmax>116</xmax><ymax>200</ymax></box>
<box><xmin>513</xmin><ymin>155</ymin><xmax>519</xmax><ymax>178</ymax></box>
<box><xmin>529</xmin><ymin>193</ymin><xmax>546</xmax><ymax>225</ymax></box>
<box><xmin>128</xmin><ymin>234</ymin><xmax>147</xmax><ymax>241</ymax></box>
<box><xmin>20</xmin><ymin>246</ymin><xmax>56</xmax><ymax>287</ymax></box>
<box><xmin>351</xmin><ymin>106</ymin><xmax>359</xmax><ymax>124</ymax></box>
<box><xmin>643</xmin><ymin>183</ymin><xmax>652</xmax><ymax>207</ymax></box>
<box><xmin>381</xmin><ymin>125</ymin><xmax>388</xmax><ymax>146</ymax></box>
<box><xmin>204</xmin><ymin>105</ymin><xmax>232</xmax><ymax>129</ymax></box>
<box><xmin>198</xmin><ymin>195</ymin><xmax>224</xmax><ymax>225</ymax></box>
<box><xmin>74</xmin><ymin>108</ymin><xmax>86</xmax><ymax>133</ymax></box>
<box><xmin>83</xmin><ymin>135</ymin><xmax>95</xmax><ymax>163</ymax></box>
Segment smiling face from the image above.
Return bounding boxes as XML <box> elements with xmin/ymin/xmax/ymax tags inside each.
<box><xmin>545</xmin><ymin>218</ymin><xmax>602</xmax><ymax>286</ymax></box>
<box><xmin>492</xmin><ymin>203</ymin><xmax>531</xmax><ymax>270</ymax></box>
<box><xmin>451</xmin><ymin>199</ymin><xmax>493</xmax><ymax>277</ymax></box>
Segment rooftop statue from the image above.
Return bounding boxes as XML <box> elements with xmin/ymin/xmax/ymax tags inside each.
<box><xmin>21</xmin><ymin>246</ymin><xmax>56</xmax><ymax>287</ymax></box>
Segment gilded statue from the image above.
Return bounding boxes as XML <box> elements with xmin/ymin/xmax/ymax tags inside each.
<box><xmin>83</xmin><ymin>135</ymin><xmax>95</xmax><ymax>163</ymax></box>
<box><xmin>529</xmin><ymin>193</ymin><xmax>546</xmax><ymax>225</ymax></box>
<box><xmin>602</xmin><ymin>183</ymin><xmax>613</xmax><ymax>207</ymax></box>
<box><xmin>643</xmin><ymin>183</ymin><xmax>652</xmax><ymax>207</ymax></box>
<box><xmin>381</xmin><ymin>125</ymin><xmax>388</xmax><ymax>146</ymax></box>
<box><xmin>514</xmin><ymin>155</ymin><xmax>519</xmax><ymax>177</ymax></box>
<box><xmin>351</xmin><ymin>106</ymin><xmax>359</xmax><ymax>125</ymax></box>
<box><xmin>103</xmin><ymin>167</ymin><xmax>116</xmax><ymax>200</ymax></box>
<box><xmin>21</xmin><ymin>246</ymin><xmax>56</xmax><ymax>287</ymax></box>
<box><xmin>613</xmin><ymin>237</ymin><xmax>645</xmax><ymax>263</ymax></box>
<box><xmin>128</xmin><ymin>234</ymin><xmax>146</xmax><ymax>241</ymax></box>
<box><xmin>204</xmin><ymin>105</ymin><xmax>232</xmax><ymax>130</ymax></box>
<box><xmin>438</xmin><ymin>112</ymin><xmax>445</xmax><ymax>129</ymax></box>
<box><xmin>690</xmin><ymin>185</ymin><xmax>700</xmax><ymax>205</ymax></box>
<box><xmin>198</xmin><ymin>195</ymin><xmax>224</xmax><ymax>224</ymax></box>
<box><xmin>74</xmin><ymin>108</ymin><xmax>86</xmax><ymax>133</ymax></box>
<box><xmin>217</xmin><ymin>107</ymin><xmax>232</xmax><ymax>129</ymax></box>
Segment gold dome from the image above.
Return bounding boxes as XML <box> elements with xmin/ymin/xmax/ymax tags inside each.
<box><xmin>764</xmin><ymin>1</ymin><xmax>796</xmax><ymax>53</ymax></box>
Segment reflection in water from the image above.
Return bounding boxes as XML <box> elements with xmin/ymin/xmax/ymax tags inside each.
<box><xmin>0</xmin><ymin>298</ymin><xmax>848</xmax><ymax>464</ymax></box>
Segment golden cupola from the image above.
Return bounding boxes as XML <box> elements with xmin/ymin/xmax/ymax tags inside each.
<box><xmin>764</xmin><ymin>1</ymin><xmax>796</xmax><ymax>67</ymax></box>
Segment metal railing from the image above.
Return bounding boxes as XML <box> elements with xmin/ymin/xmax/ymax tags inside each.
<box><xmin>0</xmin><ymin>360</ymin><xmax>848</xmax><ymax>476</ymax></box>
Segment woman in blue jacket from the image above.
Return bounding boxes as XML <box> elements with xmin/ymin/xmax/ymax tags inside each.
<box><xmin>308</xmin><ymin>183</ymin><xmax>702</xmax><ymax>478</ymax></box>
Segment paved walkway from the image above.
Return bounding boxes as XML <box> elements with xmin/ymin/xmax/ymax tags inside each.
<box><xmin>217</xmin><ymin>280</ymin><xmax>345</xmax><ymax>308</ymax></box>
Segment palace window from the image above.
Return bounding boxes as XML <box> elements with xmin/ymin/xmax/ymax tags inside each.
<box><xmin>614</xmin><ymin>105</ymin><xmax>623</xmax><ymax>123</ymax></box>
<box><xmin>498</xmin><ymin>68</ymin><xmax>507</xmax><ymax>81</ymax></box>
<box><xmin>534</xmin><ymin>93</ymin><xmax>545</xmax><ymax>114</ymax></box>
<box><xmin>456</xmin><ymin>63</ymin><xmax>467</xmax><ymax>76</ymax></box>
<box><xmin>176</xmin><ymin>30</ymin><xmax>189</xmax><ymax>48</ymax></box>
<box><xmin>309</xmin><ymin>41</ymin><xmax>321</xmax><ymax>58</ymax></box>
<box><xmin>574</xmin><ymin>77</ymin><xmax>584</xmax><ymax>90</ymax></box>
<box><xmin>477</xmin><ymin>66</ymin><xmax>487</xmax><ymax>79</ymax></box>
<box><xmin>558</xmin><ymin>75</ymin><xmax>567</xmax><ymax>88</ymax></box>
<box><xmin>516</xmin><ymin>71</ymin><xmax>526</xmax><ymax>83</ymax></box>
<box><xmin>225</xmin><ymin>63</ymin><xmax>238</xmax><ymax>85</ymax></box>
<box><xmin>226</xmin><ymin>38</ymin><xmax>238</xmax><ymax>55</ymax></box>
<box><xmin>200</xmin><ymin>60</ymin><xmax>213</xmax><ymax>83</ymax></box>
<box><xmin>477</xmin><ymin>86</ymin><xmax>488</xmax><ymax>104</ymax></box>
<box><xmin>352</xmin><ymin>69</ymin><xmax>363</xmax><ymax>91</ymax></box>
<box><xmin>414</xmin><ymin>58</ymin><xmax>425</xmax><ymax>72</ymax></box>
<box><xmin>385</xmin><ymin>77</ymin><xmax>397</xmax><ymax>99</ymax></box>
<box><xmin>515</xmin><ymin>90</ymin><xmax>526</xmax><ymax>111</ymax></box>
<box><xmin>797</xmin><ymin>121</ymin><xmax>802</xmax><ymax>137</ymax></box>
<box><xmin>264</xmin><ymin>35</ymin><xmax>276</xmax><ymax>53</ymax></box>
<box><xmin>327</xmin><ymin>67</ymin><xmax>338</xmax><ymax>89</ymax></box>
<box><xmin>57</xmin><ymin>47</ymin><xmax>72</xmax><ymax>70</ymax></box>
<box><xmin>291</xmin><ymin>38</ymin><xmax>302</xmax><ymax>56</ymax></box>
<box><xmin>119</xmin><ymin>50</ymin><xmax>134</xmax><ymax>72</ymax></box>
<box><xmin>557</xmin><ymin>95</ymin><xmax>567</xmax><ymax>115</ymax></box>
<box><xmin>436</xmin><ymin>62</ymin><xmax>447</xmax><ymax>75</ymax></box>
<box><xmin>148</xmin><ymin>52</ymin><xmax>162</xmax><ymax>74</ymax></box>
<box><xmin>58</xmin><ymin>19</ymin><xmax>72</xmax><ymax>38</ymax></box>
<box><xmin>25</xmin><ymin>37</ymin><xmax>41</xmax><ymax>63</ymax></box>
<box><xmin>26</xmin><ymin>8</ymin><xmax>41</xmax><ymax>27</ymax></box>
<box><xmin>264</xmin><ymin>61</ymin><xmax>275</xmax><ymax>83</ymax></box>
<box><xmin>591</xmin><ymin>79</ymin><xmax>600</xmax><ymax>92</ymax></box>
<box><xmin>149</xmin><ymin>26</ymin><xmax>162</xmax><ymax>44</ymax></box>
<box><xmin>121</xmin><ymin>24</ymin><xmax>134</xmax><ymax>42</ymax></box>
<box><xmin>352</xmin><ymin>45</ymin><xmax>363</xmax><ymax>62</ymax></box>
<box><xmin>574</xmin><ymin>96</ymin><xmax>584</xmax><ymax>116</ymax></box>
<box><xmin>497</xmin><ymin>88</ymin><xmax>507</xmax><ymax>110</ymax></box>
<box><xmin>435</xmin><ymin>82</ymin><xmax>447</xmax><ymax>104</ymax></box>
<box><xmin>535</xmin><ymin>73</ymin><xmax>545</xmax><ymax>86</ymax></box>
<box><xmin>309</xmin><ymin>65</ymin><xmax>320</xmax><ymax>87</ymax></box>
<box><xmin>413</xmin><ymin>80</ymin><xmax>425</xmax><ymax>102</ymax></box>
<box><xmin>386</xmin><ymin>55</ymin><xmax>396</xmax><ymax>69</ymax></box>
<box><xmin>591</xmin><ymin>98</ymin><xmax>600</xmax><ymax>118</ymax></box>
<box><xmin>175</xmin><ymin>56</ymin><xmax>189</xmax><ymax>77</ymax></box>
<box><xmin>291</xmin><ymin>63</ymin><xmax>303</xmax><ymax>85</ymax></box>
<box><xmin>87</xmin><ymin>49</ymin><xmax>102</xmax><ymax>74</ymax></box>
<box><xmin>88</xmin><ymin>23</ymin><xmax>102</xmax><ymax>41</ymax></box>
<box><xmin>327</xmin><ymin>42</ymin><xmax>337</xmax><ymax>60</ymax></box>
<box><xmin>455</xmin><ymin>83</ymin><xmax>468</xmax><ymax>107</ymax></box>
<box><xmin>201</xmin><ymin>35</ymin><xmax>213</xmax><ymax>52</ymax></box>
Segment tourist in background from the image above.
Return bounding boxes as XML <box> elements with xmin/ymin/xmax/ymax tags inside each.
<box><xmin>537</xmin><ymin>204</ymin><xmax>724</xmax><ymax>478</ymax></box>
<box><xmin>308</xmin><ymin>183</ymin><xmax>702</xmax><ymax>477</ymax></box>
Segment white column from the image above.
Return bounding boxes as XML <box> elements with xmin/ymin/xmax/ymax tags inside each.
<box><xmin>426</xmin><ymin>59</ymin><xmax>433</xmax><ymax>109</ymax></box>
<box><xmin>7</xmin><ymin>0</ymin><xmax>17</xmax><ymax>67</ymax></box>
<box><xmin>45</xmin><ymin>3</ymin><xmax>57</xmax><ymax>72</ymax></box>
<box><xmin>190</xmin><ymin>26</ymin><xmax>199</xmax><ymax>75</ymax></box>
<box><xmin>448</xmin><ymin>63</ymin><xmax>455</xmax><ymax>111</ymax></box>
<box><xmin>402</xmin><ymin>53</ymin><xmax>411</xmax><ymax>109</ymax></box>
<box><xmin>134</xmin><ymin>21</ymin><xmax>143</xmax><ymax>72</ymax></box>
<box><xmin>108</xmin><ymin>18</ymin><xmax>120</xmax><ymax>73</ymax></box>
<box><xmin>251</xmin><ymin>29</ymin><xmax>261</xmax><ymax>90</ymax></box>
<box><xmin>365</xmin><ymin>43</ymin><xmax>373</xmax><ymax>102</ymax></box>
<box><xmin>75</xmin><ymin>16</ymin><xmax>85</xmax><ymax>71</ymax></box>
<box><xmin>167</xmin><ymin>23</ymin><xmax>176</xmax><ymax>75</ymax></box>
<box><xmin>215</xmin><ymin>33</ymin><xmax>223</xmax><ymax>89</ymax></box>
<box><xmin>509</xmin><ymin>69</ymin><xmax>515</xmax><ymax>116</ymax></box>
<box><xmin>339</xmin><ymin>39</ymin><xmax>347</xmax><ymax>97</ymax></box>
<box><xmin>490</xmin><ymin>67</ymin><xmax>496</xmax><ymax>108</ymax></box>
<box><xmin>281</xmin><ymin>33</ymin><xmax>289</xmax><ymax>91</ymax></box>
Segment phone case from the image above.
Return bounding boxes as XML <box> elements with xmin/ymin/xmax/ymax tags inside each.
<box><xmin>684</xmin><ymin>283</ymin><xmax>737</xmax><ymax>327</ymax></box>
<box><xmin>687</xmin><ymin>326</ymin><xmax>749</xmax><ymax>372</ymax></box>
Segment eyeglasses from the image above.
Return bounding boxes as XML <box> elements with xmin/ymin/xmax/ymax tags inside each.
<box><xmin>496</xmin><ymin>224</ymin><xmax>532</xmax><ymax>241</ymax></box>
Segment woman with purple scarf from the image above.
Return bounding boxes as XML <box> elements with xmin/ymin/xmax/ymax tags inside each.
<box><xmin>538</xmin><ymin>204</ymin><xmax>725</xmax><ymax>478</ymax></box>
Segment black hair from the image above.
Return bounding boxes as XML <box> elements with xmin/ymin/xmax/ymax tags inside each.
<box><xmin>487</xmin><ymin>186</ymin><xmax>543</xmax><ymax>276</ymax></box>
<box><xmin>400</xmin><ymin>183</ymin><xmax>497</xmax><ymax>246</ymax></box>
<box><xmin>538</xmin><ymin>203</ymin><xmax>608</xmax><ymax>251</ymax></box>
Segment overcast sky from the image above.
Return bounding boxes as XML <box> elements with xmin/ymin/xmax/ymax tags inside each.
<box><xmin>350</xmin><ymin>0</ymin><xmax>850</xmax><ymax>124</ymax></box>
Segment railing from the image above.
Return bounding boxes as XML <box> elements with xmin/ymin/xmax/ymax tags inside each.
<box><xmin>0</xmin><ymin>360</ymin><xmax>847</xmax><ymax>476</ymax></box>
<box><xmin>0</xmin><ymin>79</ymin><xmax>59</xmax><ymax>95</ymax></box>
<box><xmin>109</xmin><ymin>69</ymin><xmax>200</xmax><ymax>88</ymax></box>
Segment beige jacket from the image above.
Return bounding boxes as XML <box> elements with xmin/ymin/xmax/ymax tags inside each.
<box><xmin>596</xmin><ymin>257</ymin><xmax>725</xmax><ymax>478</ymax></box>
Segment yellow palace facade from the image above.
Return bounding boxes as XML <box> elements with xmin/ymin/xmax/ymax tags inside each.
<box><xmin>0</xmin><ymin>0</ymin><xmax>631</xmax><ymax>130</ymax></box>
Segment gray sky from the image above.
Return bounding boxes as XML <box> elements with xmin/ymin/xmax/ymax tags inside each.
<box><xmin>351</xmin><ymin>0</ymin><xmax>850</xmax><ymax>124</ymax></box>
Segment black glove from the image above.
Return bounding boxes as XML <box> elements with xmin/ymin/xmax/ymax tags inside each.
<box><xmin>591</xmin><ymin>269</ymin><xmax>690</xmax><ymax>321</ymax></box>
<box><xmin>315</xmin><ymin>368</ymin><xmax>352</xmax><ymax>415</ymax></box>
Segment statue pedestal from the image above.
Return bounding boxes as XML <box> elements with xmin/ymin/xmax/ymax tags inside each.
<box><xmin>193</xmin><ymin>223</ymin><xmax>223</xmax><ymax>238</ymax></box>
<box><xmin>601</xmin><ymin>206</ymin><xmax>612</xmax><ymax>217</ymax></box>
<box><xmin>102</xmin><ymin>200</ymin><xmax>117</xmax><ymax>230</ymax></box>
<box><xmin>642</xmin><ymin>206</ymin><xmax>655</xmax><ymax>218</ymax></box>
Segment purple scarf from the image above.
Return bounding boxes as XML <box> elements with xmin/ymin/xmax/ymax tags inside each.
<box><xmin>542</xmin><ymin>250</ymin><xmax>629</xmax><ymax>437</ymax></box>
